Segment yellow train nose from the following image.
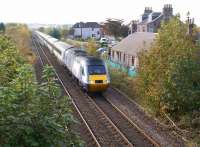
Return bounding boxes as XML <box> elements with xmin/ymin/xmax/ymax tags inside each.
<box><xmin>89</xmin><ymin>75</ymin><xmax>107</xmax><ymax>82</ymax></box>
<box><xmin>88</xmin><ymin>84</ymin><xmax>109</xmax><ymax>92</ymax></box>
<box><xmin>88</xmin><ymin>75</ymin><xmax>109</xmax><ymax>92</ymax></box>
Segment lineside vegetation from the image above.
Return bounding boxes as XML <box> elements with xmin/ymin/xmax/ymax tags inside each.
<box><xmin>137</xmin><ymin>17</ymin><xmax>200</xmax><ymax>145</ymax></box>
<box><xmin>0</xmin><ymin>24</ymin><xmax>84</xmax><ymax>146</ymax></box>
<box><xmin>5</xmin><ymin>23</ymin><xmax>36</xmax><ymax>64</ymax></box>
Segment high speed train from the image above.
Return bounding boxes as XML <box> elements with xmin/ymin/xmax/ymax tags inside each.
<box><xmin>34</xmin><ymin>31</ymin><xmax>110</xmax><ymax>92</ymax></box>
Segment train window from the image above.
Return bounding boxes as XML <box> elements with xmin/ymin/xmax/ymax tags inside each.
<box><xmin>54</xmin><ymin>47</ymin><xmax>61</xmax><ymax>55</ymax></box>
<box><xmin>88</xmin><ymin>65</ymin><xmax>106</xmax><ymax>75</ymax></box>
<box><xmin>81</xmin><ymin>67</ymin><xmax>85</xmax><ymax>76</ymax></box>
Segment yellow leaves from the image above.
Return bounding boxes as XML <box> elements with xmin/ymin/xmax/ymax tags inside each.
<box><xmin>136</xmin><ymin>17</ymin><xmax>200</xmax><ymax>115</ymax></box>
<box><xmin>87</xmin><ymin>39</ymin><xmax>98</xmax><ymax>56</ymax></box>
<box><xmin>5</xmin><ymin>24</ymin><xmax>36</xmax><ymax>64</ymax></box>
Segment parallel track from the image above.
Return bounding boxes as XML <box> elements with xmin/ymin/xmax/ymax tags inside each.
<box><xmin>32</xmin><ymin>37</ymin><xmax>101</xmax><ymax>147</ymax></box>
<box><xmin>91</xmin><ymin>94</ymin><xmax>160</xmax><ymax>147</ymax></box>
<box><xmin>32</xmin><ymin>35</ymin><xmax>133</xmax><ymax>147</ymax></box>
<box><xmin>102</xmin><ymin>87</ymin><xmax>184</xmax><ymax>146</ymax></box>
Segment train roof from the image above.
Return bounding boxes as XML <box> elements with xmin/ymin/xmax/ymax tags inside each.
<box><xmin>83</xmin><ymin>56</ymin><xmax>105</xmax><ymax>65</ymax></box>
<box><xmin>69</xmin><ymin>49</ymin><xmax>104</xmax><ymax>65</ymax></box>
<box><xmin>36</xmin><ymin>31</ymin><xmax>86</xmax><ymax>54</ymax></box>
<box><xmin>47</xmin><ymin>37</ymin><xmax>58</xmax><ymax>43</ymax></box>
<box><xmin>70</xmin><ymin>49</ymin><xmax>87</xmax><ymax>56</ymax></box>
<box><xmin>54</xmin><ymin>41</ymin><xmax>73</xmax><ymax>50</ymax></box>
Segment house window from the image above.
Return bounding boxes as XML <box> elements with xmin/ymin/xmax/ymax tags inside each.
<box><xmin>123</xmin><ymin>53</ymin><xmax>126</xmax><ymax>62</ymax></box>
<box><xmin>132</xmin><ymin>56</ymin><xmax>134</xmax><ymax>66</ymax></box>
<box><xmin>92</xmin><ymin>28</ymin><xmax>94</xmax><ymax>31</ymax></box>
<box><xmin>119</xmin><ymin>52</ymin><xmax>122</xmax><ymax>62</ymax></box>
<box><xmin>92</xmin><ymin>34</ymin><xmax>96</xmax><ymax>37</ymax></box>
<box><xmin>117</xmin><ymin>52</ymin><xmax>120</xmax><ymax>61</ymax></box>
<box><xmin>142</xmin><ymin>26</ymin><xmax>145</xmax><ymax>32</ymax></box>
<box><xmin>112</xmin><ymin>51</ymin><xmax>114</xmax><ymax>59</ymax></box>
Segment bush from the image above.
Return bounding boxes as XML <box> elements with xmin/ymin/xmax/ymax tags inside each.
<box><xmin>109</xmin><ymin>68</ymin><xmax>136</xmax><ymax>99</ymax></box>
<box><xmin>48</xmin><ymin>28</ymin><xmax>61</xmax><ymax>40</ymax></box>
<box><xmin>0</xmin><ymin>35</ymin><xmax>25</xmax><ymax>86</ymax></box>
<box><xmin>0</xmin><ymin>65</ymin><xmax>83</xmax><ymax>146</ymax></box>
<box><xmin>136</xmin><ymin>16</ymin><xmax>200</xmax><ymax>116</ymax></box>
<box><xmin>5</xmin><ymin>23</ymin><xmax>36</xmax><ymax>64</ymax></box>
<box><xmin>87</xmin><ymin>39</ymin><xmax>98</xmax><ymax>56</ymax></box>
<box><xmin>0</xmin><ymin>35</ymin><xmax>83</xmax><ymax>146</ymax></box>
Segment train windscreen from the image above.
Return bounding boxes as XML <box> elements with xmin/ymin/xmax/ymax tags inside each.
<box><xmin>88</xmin><ymin>65</ymin><xmax>106</xmax><ymax>75</ymax></box>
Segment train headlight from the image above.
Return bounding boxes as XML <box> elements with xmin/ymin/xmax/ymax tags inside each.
<box><xmin>89</xmin><ymin>80</ymin><xmax>95</xmax><ymax>84</ymax></box>
<box><xmin>103</xmin><ymin>80</ymin><xmax>109</xmax><ymax>83</ymax></box>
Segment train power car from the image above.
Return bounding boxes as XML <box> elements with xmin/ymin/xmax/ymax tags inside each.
<box><xmin>35</xmin><ymin>31</ymin><xmax>110</xmax><ymax>92</ymax></box>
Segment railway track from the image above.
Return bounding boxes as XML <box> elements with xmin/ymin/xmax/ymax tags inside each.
<box><xmin>103</xmin><ymin>88</ymin><xmax>184</xmax><ymax>147</ymax></box>
<box><xmin>32</xmin><ymin>36</ymin><xmax>133</xmax><ymax>147</ymax></box>
<box><xmin>32</xmin><ymin>37</ymin><xmax>100</xmax><ymax>147</ymax></box>
<box><xmin>90</xmin><ymin>94</ymin><xmax>159</xmax><ymax>147</ymax></box>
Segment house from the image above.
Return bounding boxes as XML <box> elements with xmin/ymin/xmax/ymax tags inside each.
<box><xmin>72</xmin><ymin>22</ymin><xmax>101</xmax><ymax>39</ymax></box>
<box><xmin>110</xmin><ymin>32</ymin><xmax>156</xmax><ymax>68</ymax></box>
<box><xmin>137</xmin><ymin>4</ymin><xmax>173</xmax><ymax>33</ymax></box>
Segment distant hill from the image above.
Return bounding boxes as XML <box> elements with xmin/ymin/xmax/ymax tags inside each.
<box><xmin>27</xmin><ymin>23</ymin><xmax>73</xmax><ymax>30</ymax></box>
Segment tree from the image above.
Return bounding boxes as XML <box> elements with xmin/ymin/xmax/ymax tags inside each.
<box><xmin>0</xmin><ymin>22</ymin><xmax>5</xmax><ymax>33</ymax></box>
<box><xmin>60</xmin><ymin>25</ymin><xmax>70</xmax><ymax>39</ymax></box>
<box><xmin>87</xmin><ymin>39</ymin><xmax>98</xmax><ymax>56</ymax></box>
<box><xmin>102</xmin><ymin>18</ymin><xmax>129</xmax><ymax>38</ymax></box>
<box><xmin>136</xmin><ymin>16</ymin><xmax>200</xmax><ymax>116</ymax></box>
<box><xmin>49</xmin><ymin>28</ymin><xmax>61</xmax><ymax>39</ymax></box>
<box><xmin>0</xmin><ymin>34</ymin><xmax>83</xmax><ymax>146</ymax></box>
<box><xmin>5</xmin><ymin>23</ymin><xmax>35</xmax><ymax>64</ymax></box>
<box><xmin>0</xmin><ymin>35</ymin><xmax>24</xmax><ymax>86</ymax></box>
<box><xmin>69</xmin><ymin>28</ymin><xmax>74</xmax><ymax>36</ymax></box>
<box><xmin>0</xmin><ymin>65</ymin><xmax>84</xmax><ymax>146</ymax></box>
<box><xmin>102</xmin><ymin>18</ymin><xmax>122</xmax><ymax>38</ymax></box>
<box><xmin>38</xmin><ymin>27</ymin><xmax>45</xmax><ymax>32</ymax></box>
<box><xmin>120</xmin><ymin>25</ymin><xmax>129</xmax><ymax>37</ymax></box>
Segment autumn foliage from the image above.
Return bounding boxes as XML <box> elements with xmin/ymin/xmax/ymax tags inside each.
<box><xmin>136</xmin><ymin>17</ymin><xmax>200</xmax><ymax>116</ymax></box>
<box><xmin>0</xmin><ymin>27</ymin><xmax>83</xmax><ymax>146</ymax></box>
<box><xmin>5</xmin><ymin>23</ymin><xmax>36</xmax><ymax>64</ymax></box>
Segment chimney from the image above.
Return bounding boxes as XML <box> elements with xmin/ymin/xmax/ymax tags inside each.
<box><xmin>144</xmin><ymin>7</ymin><xmax>153</xmax><ymax>14</ymax></box>
<box><xmin>163</xmin><ymin>4</ymin><xmax>173</xmax><ymax>22</ymax></box>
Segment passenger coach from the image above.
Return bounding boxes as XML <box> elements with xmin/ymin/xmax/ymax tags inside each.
<box><xmin>35</xmin><ymin>31</ymin><xmax>110</xmax><ymax>92</ymax></box>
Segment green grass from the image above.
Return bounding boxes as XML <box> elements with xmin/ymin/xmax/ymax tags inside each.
<box><xmin>109</xmin><ymin>68</ymin><xmax>137</xmax><ymax>99</ymax></box>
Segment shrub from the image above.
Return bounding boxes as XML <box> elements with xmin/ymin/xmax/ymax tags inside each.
<box><xmin>0</xmin><ymin>65</ymin><xmax>83</xmax><ymax>146</ymax></box>
<box><xmin>0</xmin><ymin>35</ymin><xmax>83</xmax><ymax>146</ymax></box>
<box><xmin>136</xmin><ymin>16</ymin><xmax>200</xmax><ymax>116</ymax></box>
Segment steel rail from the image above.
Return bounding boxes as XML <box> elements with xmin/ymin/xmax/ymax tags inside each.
<box><xmin>32</xmin><ymin>36</ymin><xmax>101</xmax><ymax>147</ymax></box>
<box><xmin>104</xmin><ymin>97</ymin><xmax>161</xmax><ymax>147</ymax></box>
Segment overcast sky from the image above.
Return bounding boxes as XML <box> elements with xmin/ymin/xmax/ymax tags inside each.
<box><xmin>0</xmin><ymin>0</ymin><xmax>199</xmax><ymax>25</ymax></box>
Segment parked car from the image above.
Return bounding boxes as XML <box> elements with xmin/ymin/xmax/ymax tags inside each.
<box><xmin>100</xmin><ymin>38</ymin><xmax>108</xmax><ymax>44</ymax></box>
<box><xmin>108</xmin><ymin>40</ymin><xmax>118</xmax><ymax>47</ymax></box>
<box><xmin>96</xmin><ymin>47</ymin><xmax>107</xmax><ymax>53</ymax></box>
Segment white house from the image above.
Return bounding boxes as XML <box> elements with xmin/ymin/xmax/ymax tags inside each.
<box><xmin>73</xmin><ymin>22</ymin><xmax>101</xmax><ymax>40</ymax></box>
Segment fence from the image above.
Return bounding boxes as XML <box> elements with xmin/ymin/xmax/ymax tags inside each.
<box><xmin>106</xmin><ymin>60</ymin><xmax>137</xmax><ymax>77</ymax></box>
